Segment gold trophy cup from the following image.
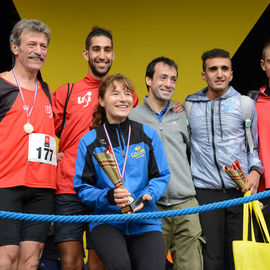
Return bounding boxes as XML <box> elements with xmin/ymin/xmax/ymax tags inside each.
<box><xmin>93</xmin><ymin>148</ymin><xmax>141</xmax><ymax>214</ymax></box>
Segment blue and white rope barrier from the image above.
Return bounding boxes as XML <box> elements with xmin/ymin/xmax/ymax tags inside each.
<box><xmin>1</xmin><ymin>190</ymin><xmax>270</xmax><ymax>223</ymax></box>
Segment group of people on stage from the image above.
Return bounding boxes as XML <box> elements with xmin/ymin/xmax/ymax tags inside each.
<box><xmin>0</xmin><ymin>18</ymin><xmax>269</xmax><ymax>270</ymax></box>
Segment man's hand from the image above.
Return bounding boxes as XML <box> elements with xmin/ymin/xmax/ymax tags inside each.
<box><xmin>57</xmin><ymin>151</ymin><xmax>64</xmax><ymax>162</ymax></box>
<box><xmin>242</xmin><ymin>170</ymin><xmax>260</xmax><ymax>194</ymax></box>
<box><xmin>172</xmin><ymin>100</ymin><xmax>184</xmax><ymax>113</ymax></box>
<box><xmin>114</xmin><ymin>187</ymin><xmax>131</xmax><ymax>207</ymax></box>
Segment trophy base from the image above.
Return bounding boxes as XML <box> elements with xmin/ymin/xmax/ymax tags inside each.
<box><xmin>120</xmin><ymin>198</ymin><xmax>144</xmax><ymax>214</ymax></box>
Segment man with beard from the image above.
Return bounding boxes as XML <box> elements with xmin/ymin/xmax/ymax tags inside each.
<box><xmin>52</xmin><ymin>27</ymin><xmax>138</xmax><ymax>270</ymax></box>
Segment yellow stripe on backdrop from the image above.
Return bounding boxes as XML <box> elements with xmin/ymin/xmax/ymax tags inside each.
<box><xmin>13</xmin><ymin>0</ymin><xmax>269</xmax><ymax>103</ymax></box>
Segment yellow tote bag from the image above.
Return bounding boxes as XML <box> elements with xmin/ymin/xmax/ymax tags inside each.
<box><xmin>233</xmin><ymin>191</ymin><xmax>270</xmax><ymax>270</ymax></box>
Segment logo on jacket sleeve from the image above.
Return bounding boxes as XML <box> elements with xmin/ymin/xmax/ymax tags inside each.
<box><xmin>131</xmin><ymin>145</ymin><xmax>145</xmax><ymax>159</ymax></box>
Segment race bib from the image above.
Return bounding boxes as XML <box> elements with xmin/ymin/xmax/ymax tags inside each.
<box><xmin>28</xmin><ymin>133</ymin><xmax>57</xmax><ymax>166</ymax></box>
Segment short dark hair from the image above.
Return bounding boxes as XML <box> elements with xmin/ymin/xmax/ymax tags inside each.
<box><xmin>201</xmin><ymin>48</ymin><xmax>231</xmax><ymax>71</ymax></box>
<box><xmin>262</xmin><ymin>40</ymin><xmax>270</xmax><ymax>60</ymax></box>
<box><xmin>85</xmin><ymin>26</ymin><xmax>113</xmax><ymax>50</ymax></box>
<box><xmin>145</xmin><ymin>57</ymin><xmax>178</xmax><ymax>90</ymax></box>
<box><xmin>146</xmin><ymin>56</ymin><xmax>178</xmax><ymax>79</ymax></box>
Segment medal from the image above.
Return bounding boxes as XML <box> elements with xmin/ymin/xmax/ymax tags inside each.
<box><xmin>103</xmin><ymin>123</ymin><xmax>131</xmax><ymax>180</ymax></box>
<box><xmin>24</xmin><ymin>122</ymin><xmax>34</xmax><ymax>133</ymax></box>
<box><xmin>12</xmin><ymin>69</ymin><xmax>38</xmax><ymax>134</ymax></box>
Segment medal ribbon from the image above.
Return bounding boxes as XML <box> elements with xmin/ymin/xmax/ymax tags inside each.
<box><xmin>103</xmin><ymin>123</ymin><xmax>131</xmax><ymax>180</ymax></box>
<box><xmin>12</xmin><ymin>68</ymin><xmax>38</xmax><ymax>120</ymax></box>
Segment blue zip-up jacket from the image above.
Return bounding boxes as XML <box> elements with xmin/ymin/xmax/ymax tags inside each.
<box><xmin>185</xmin><ymin>86</ymin><xmax>263</xmax><ymax>190</ymax></box>
<box><xmin>73</xmin><ymin>118</ymin><xmax>170</xmax><ymax>234</ymax></box>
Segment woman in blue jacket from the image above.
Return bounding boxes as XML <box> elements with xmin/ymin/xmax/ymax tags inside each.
<box><xmin>73</xmin><ymin>74</ymin><xmax>170</xmax><ymax>270</ymax></box>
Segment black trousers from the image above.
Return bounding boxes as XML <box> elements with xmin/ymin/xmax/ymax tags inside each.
<box><xmin>196</xmin><ymin>188</ymin><xmax>243</xmax><ymax>270</ymax></box>
<box><xmin>91</xmin><ymin>224</ymin><xmax>166</xmax><ymax>270</ymax></box>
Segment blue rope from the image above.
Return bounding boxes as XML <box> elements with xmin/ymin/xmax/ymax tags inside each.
<box><xmin>0</xmin><ymin>190</ymin><xmax>270</xmax><ymax>223</ymax></box>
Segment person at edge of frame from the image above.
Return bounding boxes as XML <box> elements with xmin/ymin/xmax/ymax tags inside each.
<box><xmin>0</xmin><ymin>19</ymin><xmax>56</xmax><ymax>270</ymax></box>
<box><xmin>251</xmin><ymin>40</ymin><xmax>270</xmax><ymax>232</ymax></box>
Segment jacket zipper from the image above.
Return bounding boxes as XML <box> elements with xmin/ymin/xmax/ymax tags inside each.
<box><xmin>158</xmin><ymin>111</ymin><xmax>171</xmax><ymax>205</ymax></box>
<box><xmin>116</xmin><ymin>125</ymin><xmax>125</xmax><ymax>158</ymax></box>
<box><xmin>211</xmin><ymin>100</ymin><xmax>225</xmax><ymax>192</ymax></box>
<box><xmin>116</xmin><ymin>125</ymin><xmax>130</xmax><ymax>234</ymax></box>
